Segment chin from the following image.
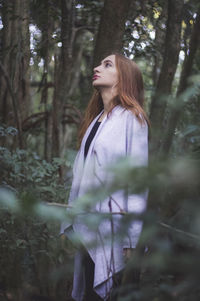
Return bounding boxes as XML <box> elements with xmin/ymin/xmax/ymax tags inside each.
<box><xmin>92</xmin><ymin>81</ymin><xmax>101</xmax><ymax>88</ymax></box>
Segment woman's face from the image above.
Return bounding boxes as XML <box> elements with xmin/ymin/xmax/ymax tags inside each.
<box><xmin>92</xmin><ymin>55</ymin><xmax>118</xmax><ymax>89</ymax></box>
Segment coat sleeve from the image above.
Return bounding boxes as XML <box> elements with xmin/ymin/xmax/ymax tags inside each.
<box><xmin>123</xmin><ymin>113</ymin><xmax>148</xmax><ymax>248</ymax></box>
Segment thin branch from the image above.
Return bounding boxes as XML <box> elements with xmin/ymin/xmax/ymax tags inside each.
<box><xmin>63</xmin><ymin>103</ymin><xmax>83</xmax><ymax>120</ymax></box>
<box><xmin>30</xmin><ymin>81</ymin><xmax>54</xmax><ymax>88</ymax></box>
<box><xmin>62</xmin><ymin>114</ymin><xmax>80</xmax><ymax>125</ymax></box>
<box><xmin>46</xmin><ymin>202</ymin><xmax>71</xmax><ymax>208</ymax></box>
<box><xmin>74</xmin><ymin>25</ymin><xmax>94</xmax><ymax>35</ymax></box>
<box><xmin>23</xmin><ymin>112</ymin><xmax>47</xmax><ymax>124</ymax></box>
<box><xmin>45</xmin><ymin>202</ymin><xmax>200</xmax><ymax>242</ymax></box>
<box><xmin>158</xmin><ymin>221</ymin><xmax>200</xmax><ymax>242</ymax></box>
<box><xmin>22</xmin><ymin>116</ymin><xmax>47</xmax><ymax>131</ymax></box>
<box><xmin>22</xmin><ymin>112</ymin><xmax>48</xmax><ymax>131</ymax></box>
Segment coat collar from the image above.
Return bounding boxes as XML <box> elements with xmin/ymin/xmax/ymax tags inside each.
<box><xmin>83</xmin><ymin>111</ymin><xmax>107</xmax><ymax>165</ymax></box>
<box><xmin>78</xmin><ymin>105</ymin><xmax>125</xmax><ymax>165</ymax></box>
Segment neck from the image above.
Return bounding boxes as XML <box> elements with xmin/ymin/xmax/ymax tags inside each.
<box><xmin>99</xmin><ymin>87</ymin><xmax>117</xmax><ymax>113</ymax></box>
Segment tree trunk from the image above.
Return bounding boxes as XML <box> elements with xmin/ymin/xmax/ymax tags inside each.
<box><xmin>51</xmin><ymin>55</ymin><xmax>60</xmax><ymax>160</ymax></box>
<box><xmin>51</xmin><ymin>0</ymin><xmax>75</xmax><ymax>160</ymax></box>
<box><xmin>93</xmin><ymin>0</ymin><xmax>132</xmax><ymax>67</ymax></box>
<box><xmin>149</xmin><ymin>0</ymin><xmax>184</xmax><ymax>152</ymax></box>
<box><xmin>19</xmin><ymin>0</ymin><xmax>30</xmax><ymax>122</ymax></box>
<box><xmin>0</xmin><ymin>0</ymin><xmax>12</xmax><ymax>125</ymax></box>
<box><xmin>51</xmin><ymin>0</ymin><xmax>89</xmax><ymax>160</ymax></box>
<box><xmin>161</xmin><ymin>11</ymin><xmax>200</xmax><ymax>155</ymax></box>
<box><xmin>152</xmin><ymin>2</ymin><xmax>168</xmax><ymax>86</ymax></box>
<box><xmin>39</xmin><ymin>0</ymin><xmax>52</xmax><ymax>161</ymax></box>
<box><xmin>0</xmin><ymin>0</ymin><xmax>30</xmax><ymax>148</ymax></box>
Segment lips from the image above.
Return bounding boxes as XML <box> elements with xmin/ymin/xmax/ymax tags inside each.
<box><xmin>92</xmin><ymin>74</ymin><xmax>100</xmax><ymax>80</ymax></box>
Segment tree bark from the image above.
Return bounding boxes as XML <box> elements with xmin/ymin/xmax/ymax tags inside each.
<box><xmin>0</xmin><ymin>62</ymin><xmax>23</xmax><ymax>148</ymax></box>
<box><xmin>0</xmin><ymin>0</ymin><xmax>30</xmax><ymax>148</ymax></box>
<box><xmin>19</xmin><ymin>0</ymin><xmax>30</xmax><ymax>121</ymax></box>
<box><xmin>161</xmin><ymin>11</ymin><xmax>200</xmax><ymax>154</ymax></box>
<box><xmin>93</xmin><ymin>0</ymin><xmax>132</xmax><ymax>67</ymax></box>
<box><xmin>149</xmin><ymin>0</ymin><xmax>184</xmax><ymax>152</ymax></box>
<box><xmin>51</xmin><ymin>55</ymin><xmax>60</xmax><ymax>159</ymax></box>
<box><xmin>0</xmin><ymin>0</ymin><xmax>13</xmax><ymax>125</ymax></box>
<box><xmin>40</xmin><ymin>0</ymin><xmax>52</xmax><ymax>161</ymax></box>
<box><xmin>51</xmin><ymin>0</ymin><xmax>90</xmax><ymax>160</ymax></box>
<box><xmin>51</xmin><ymin>0</ymin><xmax>75</xmax><ymax>159</ymax></box>
<box><xmin>152</xmin><ymin>2</ymin><xmax>168</xmax><ymax>86</ymax></box>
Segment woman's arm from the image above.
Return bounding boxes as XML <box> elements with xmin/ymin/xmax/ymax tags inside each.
<box><xmin>123</xmin><ymin>112</ymin><xmax>148</xmax><ymax>249</ymax></box>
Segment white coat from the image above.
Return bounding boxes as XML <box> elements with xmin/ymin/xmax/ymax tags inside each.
<box><xmin>60</xmin><ymin>105</ymin><xmax>148</xmax><ymax>300</ymax></box>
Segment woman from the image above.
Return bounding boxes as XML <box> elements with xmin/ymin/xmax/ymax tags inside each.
<box><xmin>60</xmin><ymin>53</ymin><xmax>149</xmax><ymax>301</ymax></box>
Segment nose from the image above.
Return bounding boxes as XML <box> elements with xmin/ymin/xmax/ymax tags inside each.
<box><xmin>93</xmin><ymin>65</ymin><xmax>100</xmax><ymax>74</ymax></box>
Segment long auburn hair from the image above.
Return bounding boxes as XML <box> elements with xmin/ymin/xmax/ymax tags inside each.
<box><xmin>78</xmin><ymin>53</ymin><xmax>149</xmax><ymax>146</ymax></box>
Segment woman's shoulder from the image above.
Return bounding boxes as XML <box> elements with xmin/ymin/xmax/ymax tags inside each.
<box><xmin>112</xmin><ymin>105</ymin><xmax>142</xmax><ymax>123</ymax></box>
<box><xmin>119</xmin><ymin>106</ymin><xmax>148</xmax><ymax>134</ymax></box>
<box><xmin>112</xmin><ymin>105</ymin><xmax>134</xmax><ymax>118</ymax></box>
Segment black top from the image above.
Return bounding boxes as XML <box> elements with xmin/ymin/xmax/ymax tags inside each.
<box><xmin>84</xmin><ymin>120</ymin><xmax>101</xmax><ymax>159</ymax></box>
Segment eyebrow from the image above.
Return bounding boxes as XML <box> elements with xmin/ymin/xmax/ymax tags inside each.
<box><xmin>101</xmin><ymin>59</ymin><xmax>113</xmax><ymax>65</ymax></box>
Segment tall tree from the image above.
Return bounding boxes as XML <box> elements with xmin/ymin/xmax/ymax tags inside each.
<box><xmin>51</xmin><ymin>0</ymin><xmax>75</xmax><ymax>159</ymax></box>
<box><xmin>0</xmin><ymin>0</ymin><xmax>30</xmax><ymax>148</ymax></box>
<box><xmin>150</xmin><ymin>0</ymin><xmax>184</xmax><ymax>152</ymax></box>
<box><xmin>93</xmin><ymin>0</ymin><xmax>132</xmax><ymax>67</ymax></box>
<box><xmin>151</xmin><ymin>1</ymin><xmax>168</xmax><ymax>86</ymax></box>
<box><xmin>51</xmin><ymin>0</ymin><xmax>95</xmax><ymax>160</ymax></box>
<box><xmin>161</xmin><ymin>10</ymin><xmax>200</xmax><ymax>154</ymax></box>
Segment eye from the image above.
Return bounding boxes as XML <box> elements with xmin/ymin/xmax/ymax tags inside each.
<box><xmin>105</xmin><ymin>62</ymin><xmax>112</xmax><ymax>67</ymax></box>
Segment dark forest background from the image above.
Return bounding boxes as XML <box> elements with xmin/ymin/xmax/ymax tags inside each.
<box><xmin>0</xmin><ymin>0</ymin><xmax>200</xmax><ymax>300</ymax></box>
